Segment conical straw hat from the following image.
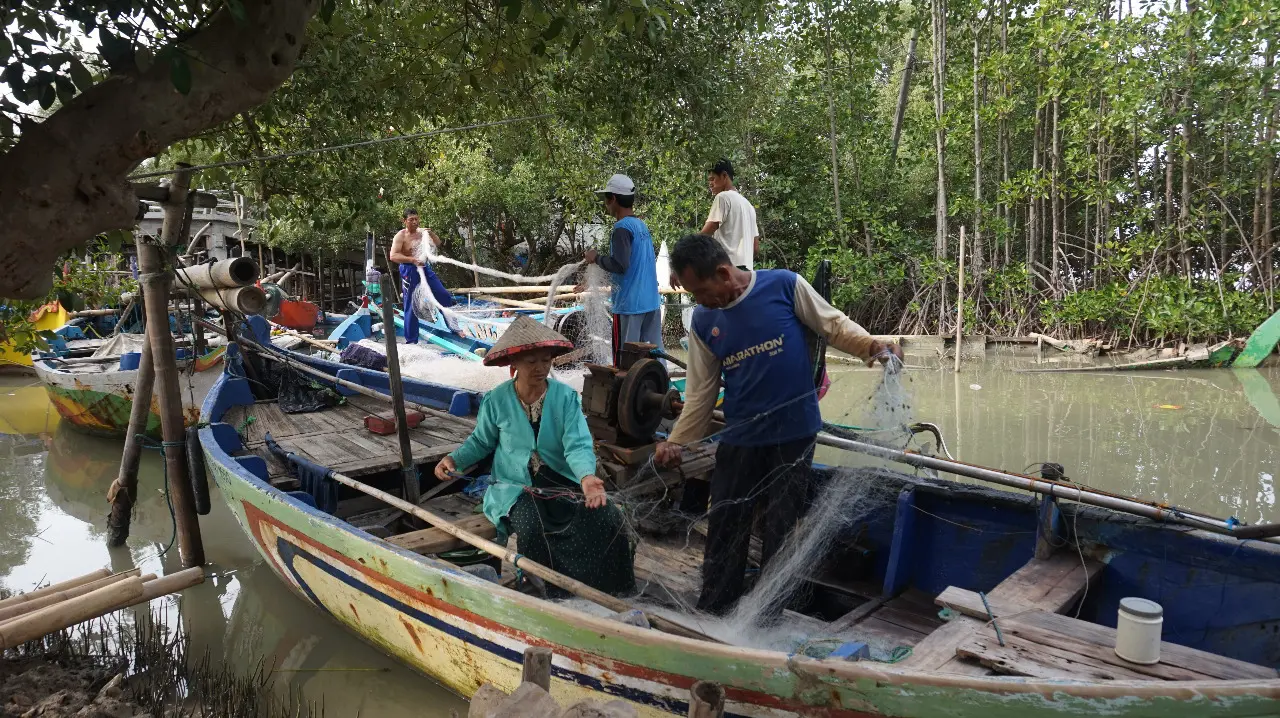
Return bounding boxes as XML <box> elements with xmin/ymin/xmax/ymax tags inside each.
<box><xmin>483</xmin><ymin>315</ymin><xmax>574</xmax><ymax>366</ymax></box>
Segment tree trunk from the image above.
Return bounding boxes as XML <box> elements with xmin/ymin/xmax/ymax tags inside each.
<box><xmin>932</xmin><ymin>0</ymin><xmax>949</xmax><ymax>333</ymax></box>
<box><xmin>823</xmin><ymin>0</ymin><xmax>843</xmax><ymax>240</ymax></box>
<box><xmin>0</xmin><ymin>0</ymin><xmax>319</xmax><ymax>299</ymax></box>
<box><xmin>1029</xmin><ymin>48</ymin><xmax>1043</xmax><ymax>278</ymax></box>
<box><xmin>999</xmin><ymin>0</ymin><xmax>1010</xmax><ymax>268</ymax></box>
<box><xmin>1177</xmin><ymin>0</ymin><xmax>1197</xmax><ymax>276</ymax></box>
<box><xmin>890</xmin><ymin>29</ymin><xmax>920</xmax><ymax>166</ymax></box>
<box><xmin>1051</xmin><ymin>89</ymin><xmax>1062</xmax><ymax>298</ymax></box>
<box><xmin>972</xmin><ymin>33</ymin><xmax>984</xmax><ymax>278</ymax></box>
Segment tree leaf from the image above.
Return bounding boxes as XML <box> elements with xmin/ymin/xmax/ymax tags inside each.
<box><xmin>54</xmin><ymin>75</ymin><xmax>75</xmax><ymax>103</ymax></box>
<box><xmin>543</xmin><ymin>16</ymin><xmax>566</xmax><ymax>41</ymax></box>
<box><xmin>37</xmin><ymin>81</ymin><xmax>55</xmax><ymax>109</ymax></box>
<box><xmin>170</xmin><ymin>53</ymin><xmax>192</xmax><ymax>95</ymax></box>
<box><xmin>68</xmin><ymin>57</ymin><xmax>93</xmax><ymax>90</ymax></box>
<box><xmin>225</xmin><ymin>0</ymin><xmax>247</xmax><ymax>23</ymax></box>
<box><xmin>0</xmin><ymin>35</ymin><xmax>11</xmax><ymax>64</ymax></box>
<box><xmin>502</xmin><ymin>0</ymin><xmax>521</xmax><ymax>23</ymax></box>
<box><xmin>98</xmin><ymin>30</ymin><xmax>131</xmax><ymax>67</ymax></box>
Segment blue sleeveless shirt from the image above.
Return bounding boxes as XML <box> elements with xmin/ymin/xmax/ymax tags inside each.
<box><xmin>690</xmin><ymin>270</ymin><xmax>820</xmax><ymax>446</ymax></box>
<box><xmin>610</xmin><ymin>216</ymin><xmax>660</xmax><ymax>315</ymax></box>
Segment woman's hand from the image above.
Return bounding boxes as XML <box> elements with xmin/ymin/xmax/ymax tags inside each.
<box><xmin>581</xmin><ymin>475</ymin><xmax>607</xmax><ymax>509</ymax></box>
<box><xmin>434</xmin><ymin>456</ymin><xmax>457</xmax><ymax>481</ymax></box>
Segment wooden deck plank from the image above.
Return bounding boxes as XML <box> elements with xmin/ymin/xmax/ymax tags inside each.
<box><xmin>899</xmin><ymin>553</ymin><xmax>1104</xmax><ymax>673</ymax></box>
<box><xmin>988</xmin><ymin>553</ymin><xmax>1105</xmax><ymax>611</ymax></box>
<box><xmin>957</xmin><ymin>633</ymin><xmax>1158</xmax><ymax>681</ymax></box>
<box><xmin>934</xmin><ymin>584</ymin><xmax>1276</xmax><ymax>680</ymax></box>
<box><xmin>871</xmin><ymin>604</ymin><xmax>945</xmax><ymax>636</ymax></box>
<box><xmin>387</xmin><ymin>514</ymin><xmax>497</xmax><ymax>554</ymax></box>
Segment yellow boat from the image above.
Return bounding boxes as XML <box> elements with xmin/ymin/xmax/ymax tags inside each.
<box><xmin>0</xmin><ymin>302</ymin><xmax>68</xmax><ymax>374</ymax></box>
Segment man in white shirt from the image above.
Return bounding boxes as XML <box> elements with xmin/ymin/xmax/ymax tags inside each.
<box><xmin>701</xmin><ymin>158</ymin><xmax>760</xmax><ymax>270</ymax></box>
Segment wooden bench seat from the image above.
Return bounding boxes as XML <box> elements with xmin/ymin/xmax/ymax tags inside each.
<box><xmin>938</xmin><ymin>586</ymin><xmax>1277</xmax><ymax>681</ymax></box>
<box><xmin>899</xmin><ymin>552</ymin><xmax>1106</xmax><ymax>675</ymax></box>
<box><xmin>387</xmin><ymin>513</ymin><xmax>497</xmax><ymax>554</ymax></box>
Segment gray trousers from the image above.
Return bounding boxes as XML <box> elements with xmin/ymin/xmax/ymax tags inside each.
<box><xmin>612</xmin><ymin>309</ymin><xmax>663</xmax><ymax>366</ymax></box>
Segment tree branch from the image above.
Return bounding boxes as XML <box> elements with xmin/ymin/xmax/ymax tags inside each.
<box><xmin>0</xmin><ymin>0</ymin><xmax>319</xmax><ymax>298</ymax></box>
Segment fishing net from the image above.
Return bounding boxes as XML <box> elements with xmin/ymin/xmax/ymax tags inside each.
<box><xmin>504</xmin><ymin>360</ymin><xmax>920</xmax><ymax>653</ymax></box>
<box><xmin>259</xmin><ymin>360</ymin><xmax>345</xmax><ymax>414</ymax></box>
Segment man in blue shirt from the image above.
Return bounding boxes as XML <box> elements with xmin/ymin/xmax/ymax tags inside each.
<box><xmin>655</xmin><ymin>234</ymin><xmax>902</xmax><ymax>615</ymax></box>
<box><xmin>584</xmin><ymin>174</ymin><xmax>661</xmax><ymax>366</ymax></box>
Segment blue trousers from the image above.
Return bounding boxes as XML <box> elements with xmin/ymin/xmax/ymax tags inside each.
<box><xmin>399</xmin><ymin>263</ymin><xmax>455</xmax><ymax>344</ymax></box>
<box><xmin>611</xmin><ymin>308</ymin><xmax>663</xmax><ymax>366</ymax></box>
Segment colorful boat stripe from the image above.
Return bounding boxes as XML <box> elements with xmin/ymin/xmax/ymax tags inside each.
<box><xmin>239</xmin><ymin>501</ymin><xmax>846</xmax><ymax>718</ymax></box>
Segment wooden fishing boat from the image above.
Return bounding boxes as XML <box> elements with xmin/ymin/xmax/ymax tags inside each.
<box><xmin>199</xmin><ymin>339</ymin><xmax>1280</xmax><ymax>717</ymax></box>
<box><xmin>360</xmin><ymin>294</ymin><xmax>584</xmax><ymax>360</ymax></box>
<box><xmin>33</xmin><ymin>344</ymin><xmax>226</xmax><ymax>438</ymax></box>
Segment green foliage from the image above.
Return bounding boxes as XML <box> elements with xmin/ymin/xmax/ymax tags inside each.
<box><xmin>0</xmin><ymin>241</ymin><xmax>136</xmax><ymax>354</ymax></box>
<box><xmin>17</xmin><ymin>0</ymin><xmax>1267</xmax><ymax>345</ymax></box>
<box><xmin>0</xmin><ymin>1</ymin><xmax>230</xmax><ymax>143</ymax></box>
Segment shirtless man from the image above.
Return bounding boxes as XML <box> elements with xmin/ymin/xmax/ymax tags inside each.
<box><xmin>388</xmin><ymin>208</ymin><xmax>455</xmax><ymax>344</ymax></box>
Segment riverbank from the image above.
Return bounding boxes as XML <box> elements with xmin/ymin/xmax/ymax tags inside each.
<box><xmin>0</xmin><ymin>611</ymin><xmax>319</xmax><ymax>717</ymax></box>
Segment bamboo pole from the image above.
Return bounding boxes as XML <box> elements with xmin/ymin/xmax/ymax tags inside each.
<box><xmin>0</xmin><ymin>569</ymin><xmax>204</xmax><ymax>649</ymax></box>
<box><xmin>0</xmin><ymin>570</ymin><xmax>111</xmax><ymax>611</ymax></box>
<box><xmin>0</xmin><ymin>570</ymin><xmax>151</xmax><ymax>623</ymax></box>
<box><xmin>321</xmin><ymin>467</ymin><xmax>717</xmax><ymax>642</ymax></box>
<box><xmin>379</xmin><ymin>274</ymin><xmax>420</xmax><ymax>505</ymax></box>
<box><xmin>107</xmin><ymin>336</ymin><xmax>155</xmax><ymax>546</ymax></box>
<box><xmin>450</xmin><ymin>285</ymin><xmax>687</xmax><ymax>296</ymax></box>
<box><xmin>0</xmin><ymin>578</ymin><xmax>144</xmax><ymax>650</ymax></box>
<box><xmin>955</xmin><ymin>225</ymin><xmax>966</xmax><ymax>373</ymax></box>
<box><xmin>475</xmin><ymin>294</ymin><xmax>573</xmax><ymax>311</ymax></box>
<box><xmin>813</xmin><ymin>432</ymin><xmax>1280</xmax><ymax>542</ymax></box>
<box><xmin>137</xmin><ymin>165</ymin><xmax>205</xmax><ymax>568</ymax></box>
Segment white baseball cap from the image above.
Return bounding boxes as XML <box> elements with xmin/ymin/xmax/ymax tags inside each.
<box><xmin>594</xmin><ymin>173</ymin><xmax>635</xmax><ymax>197</ymax></box>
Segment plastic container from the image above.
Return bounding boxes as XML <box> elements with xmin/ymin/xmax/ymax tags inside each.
<box><xmin>119</xmin><ymin>352</ymin><xmax>141</xmax><ymax>371</ymax></box>
<box><xmin>1115</xmin><ymin>597</ymin><xmax>1163</xmax><ymax>664</ymax></box>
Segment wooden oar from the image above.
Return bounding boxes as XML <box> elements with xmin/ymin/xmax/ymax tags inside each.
<box><xmin>322</xmin><ymin>468</ymin><xmax>719</xmax><ymax>643</ymax></box>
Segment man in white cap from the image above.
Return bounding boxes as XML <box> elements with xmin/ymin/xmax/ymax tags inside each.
<box><xmin>584</xmin><ymin>173</ymin><xmax>662</xmax><ymax>365</ymax></box>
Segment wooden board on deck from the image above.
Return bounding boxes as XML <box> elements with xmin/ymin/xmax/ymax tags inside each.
<box><xmin>933</xmin><ymin>584</ymin><xmax>1276</xmax><ymax>681</ymax></box>
<box><xmin>634</xmin><ymin>539</ymin><xmax>704</xmax><ymax>605</ymax></box>
<box><xmin>388</xmin><ymin>514</ymin><xmax>497</xmax><ymax>554</ymax></box>
<box><xmin>898</xmin><ymin>553</ymin><xmax>1105</xmax><ymax>674</ymax></box>
<box><xmin>227</xmin><ymin>400</ymin><xmax>466</xmax><ymax>478</ymax></box>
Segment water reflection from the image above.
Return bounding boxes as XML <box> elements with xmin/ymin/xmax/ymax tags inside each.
<box><xmin>0</xmin><ymin>377</ymin><xmax>467</xmax><ymax>717</ymax></box>
<box><xmin>821</xmin><ymin>360</ymin><xmax>1280</xmax><ymax>524</ymax></box>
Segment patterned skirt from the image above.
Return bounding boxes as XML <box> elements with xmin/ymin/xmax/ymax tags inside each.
<box><xmin>501</xmin><ymin>467</ymin><xmax>636</xmax><ymax>598</ymax></box>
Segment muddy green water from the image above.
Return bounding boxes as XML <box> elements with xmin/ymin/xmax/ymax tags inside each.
<box><xmin>1</xmin><ymin>359</ymin><xmax>1278</xmax><ymax>713</ymax></box>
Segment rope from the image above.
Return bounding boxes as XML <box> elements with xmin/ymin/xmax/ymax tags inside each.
<box><xmin>127</xmin><ymin>114</ymin><xmax>553</xmax><ymax>180</ymax></box>
<box><xmin>135</xmin><ymin>435</ymin><xmax>185</xmax><ymax>558</ymax></box>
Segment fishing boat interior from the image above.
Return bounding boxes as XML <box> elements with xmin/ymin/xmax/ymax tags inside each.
<box><xmin>208</xmin><ymin>324</ymin><xmax>1280</xmax><ymax>685</ymax></box>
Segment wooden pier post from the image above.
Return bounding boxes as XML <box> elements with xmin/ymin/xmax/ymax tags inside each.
<box><xmin>687</xmin><ymin>681</ymin><xmax>725</xmax><ymax>718</ymax></box>
<box><xmin>521</xmin><ymin>647</ymin><xmax>553</xmax><ymax>692</ymax></box>
<box><xmin>107</xmin><ymin>339</ymin><xmax>155</xmax><ymax>547</ymax></box>
<box><xmin>136</xmin><ymin>165</ymin><xmax>205</xmax><ymax>567</ymax></box>
<box><xmin>379</xmin><ymin>273</ymin><xmax>421</xmax><ymax>504</ymax></box>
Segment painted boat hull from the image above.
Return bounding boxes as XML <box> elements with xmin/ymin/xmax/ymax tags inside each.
<box><xmin>34</xmin><ymin>346</ymin><xmax>225</xmax><ymax>438</ymax></box>
<box><xmin>201</xmin><ymin>350</ymin><xmax>1280</xmax><ymax>717</ymax></box>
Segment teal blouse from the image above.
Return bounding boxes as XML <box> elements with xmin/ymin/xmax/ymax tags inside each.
<box><xmin>449</xmin><ymin>378</ymin><xmax>599</xmax><ymax>527</ymax></box>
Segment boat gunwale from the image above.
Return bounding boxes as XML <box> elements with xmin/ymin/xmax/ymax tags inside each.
<box><xmin>198</xmin><ymin>349</ymin><xmax>1280</xmax><ymax>705</ymax></box>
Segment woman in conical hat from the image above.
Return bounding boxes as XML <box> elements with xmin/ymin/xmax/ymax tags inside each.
<box><xmin>434</xmin><ymin>316</ymin><xmax>635</xmax><ymax>596</ymax></box>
